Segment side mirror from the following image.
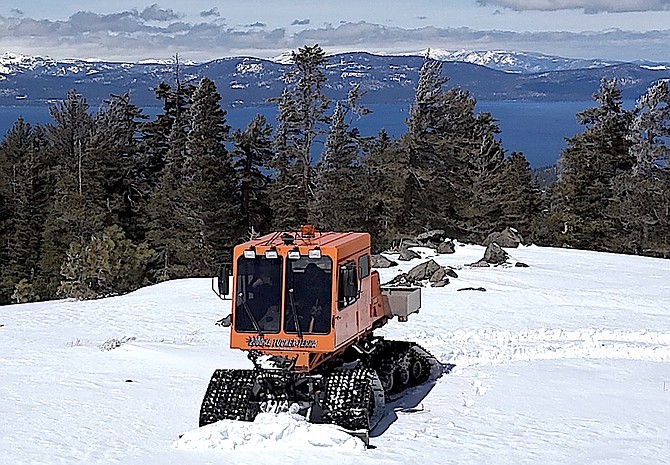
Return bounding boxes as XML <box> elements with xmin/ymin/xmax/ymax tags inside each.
<box><xmin>213</xmin><ymin>263</ymin><xmax>231</xmax><ymax>299</ymax></box>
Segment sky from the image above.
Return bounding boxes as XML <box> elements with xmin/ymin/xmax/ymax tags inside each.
<box><xmin>1</xmin><ymin>1</ymin><xmax>669</xmax><ymax>62</ymax></box>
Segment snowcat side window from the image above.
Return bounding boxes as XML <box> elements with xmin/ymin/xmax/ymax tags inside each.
<box><xmin>284</xmin><ymin>256</ymin><xmax>333</xmax><ymax>335</ymax></box>
<box><xmin>359</xmin><ymin>255</ymin><xmax>370</xmax><ymax>279</ymax></box>
<box><xmin>234</xmin><ymin>255</ymin><xmax>282</xmax><ymax>334</ymax></box>
<box><xmin>338</xmin><ymin>261</ymin><xmax>359</xmax><ymax>310</ymax></box>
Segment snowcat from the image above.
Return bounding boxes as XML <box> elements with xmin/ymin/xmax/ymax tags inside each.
<box><xmin>200</xmin><ymin>226</ymin><xmax>443</xmax><ymax>443</ymax></box>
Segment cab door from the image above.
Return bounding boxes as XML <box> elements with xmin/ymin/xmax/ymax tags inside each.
<box><xmin>333</xmin><ymin>260</ymin><xmax>360</xmax><ymax>348</ymax></box>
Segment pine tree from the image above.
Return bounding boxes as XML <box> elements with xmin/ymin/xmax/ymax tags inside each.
<box><xmin>232</xmin><ymin>114</ymin><xmax>274</xmax><ymax>236</ymax></box>
<box><xmin>141</xmin><ymin>58</ymin><xmax>195</xmax><ymax>197</ymax></box>
<box><xmin>403</xmin><ymin>54</ymin><xmax>482</xmax><ymax>236</ymax></box>
<box><xmin>0</xmin><ymin>119</ymin><xmax>47</xmax><ymax>302</ymax></box>
<box><xmin>147</xmin><ymin>77</ymin><xmax>235</xmax><ymax>279</ymax></box>
<box><xmin>58</xmin><ymin>225</ymin><xmax>154</xmax><ymax>300</ymax></box>
<box><xmin>87</xmin><ymin>94</ymin><xmax>148</xmax><ymax>240</ymax></box>
<box><xmin>311</xmin><ymin>102</ymin><xmax>367</xmax><ymax>231</ymax></box>
<box><xmin>610</xmin><ymin>81</ymin><xmax>670</xmax><ymax>256</ymax></box>
<box><xmin>360</xmin><ymin>130</ymin><xmax>408</xmax><ymax>252</ymax></box>
<box><xmin>268</xmin><ymin>45</ymin><xmax>330</xmax><ymax>229</ymax></box>
<box><xmin>550</xmin><ymin>78</ymin><xmax>634</xmax><ymax>250</ymax></box>
<box><xmin>39</xmin><ymin>90</ymin><xmax>100</xmax><ymax>297</ymax></box>
<box><xmin>145</xmin><ymin>118</ymin><xmax>192</xmax><ymax>281</ymax></box>
<box><xmin>183</xmin><ymin>76</ymin><xmax>236</xmax><ymax>271</ymax></box>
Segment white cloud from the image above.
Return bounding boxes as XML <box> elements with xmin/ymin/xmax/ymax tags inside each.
<box><xmin>0</xmin><ymin>12</ymin><xmax>668</xmax><ymax>63</ymax></box>
<box><xmin>477</xmin><ymin>0</ymin><xmax>670</xmax><ymax>13</ymax></box>
<box><xmin>139</xmin><ymin>3</ymin><xmax>183</xmax><ymax>22</ymax></box>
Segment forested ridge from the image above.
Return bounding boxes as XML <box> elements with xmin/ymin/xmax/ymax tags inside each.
<box><xmin>1</xmin><ymin>45</ymin><xmax>669</xmax><ymax>304</ymax></box>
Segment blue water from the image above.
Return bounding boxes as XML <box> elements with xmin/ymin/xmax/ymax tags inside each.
<box><xmin>0</xmin><ymin>101</ymin><xmax>593</xmax><ymax>168</ymax></box>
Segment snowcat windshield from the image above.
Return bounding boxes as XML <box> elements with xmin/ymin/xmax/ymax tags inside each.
<box><xmin>234</xmin><ymin>255</ymin><xmax>282</xmax><ymax>333</ymax></box>
<box><xmin>284</xmin><ymin>256</ymin><xmax>333</xmax><ymax>335</ymax></box>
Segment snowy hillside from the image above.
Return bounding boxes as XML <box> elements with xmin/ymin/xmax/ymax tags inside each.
<box><xmin>1</xmin><ymin>243</ymin><xmax>670</xmax><ymax>464</ymax></box>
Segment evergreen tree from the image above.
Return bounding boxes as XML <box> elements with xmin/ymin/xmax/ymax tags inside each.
<box><xmin>146</xmin><ymin>118</ymin><xmax>192</xmax><ymax>281</ymax></box>
<box><xmin>311</xmin><ymin>102</ymin><xmax>367</xmax><ymax>231</ymax></box>
<box><xmin>38</xmin><ymin>90</ymin><xmax>100</xmax><ymax>297</ymax></box>
<box><xmin>550</xmin><ymin>78</ymin><xmax>634</xmax><ymax>250</ymax></box>
<box><xmin>141</xmin><ymin>57</ymin><xmax>195</xmax><ymax>197</ymax></box>
<box><xmin>232</xmin><ymin>114</ymin><xmax>274</xmax><ymax>236</ymax></box>
<box><xmin>58</xmin><ymin>225</ymin><xmax>154</xmax><ymax>300</ymax></box>
<box><xmin>268</xmin><ymin>45</ymin><xmax>330</xmax><ymax>229</ymax></box>
<box><xmin>147</xmin><ymin>77</ymin><xmax>234</xmax><ymax>279</ymax></box>
<box><xmin>403</xmin><ymin>54</ymin><xmax>484</xmax><ymax>237</ymax></box>
<box><xmin>360</xmin><ymin>130</ymin><xmax>408</xmax><ymax>252</ymax></box>
<box><xmin>183</xmin><ymin>76</ymin><xmax>236</xmax><ymax>271</ymax></box>
<box><xmin>610</xmin><ymin>81</ymin><xmax>670</xmax><ymax>256</ymax></box>
<box><xmin>0</xmin><ymin>120</ymin><xmax>49</xmax><ymax>302</ymax></box>
<box><xmin>459</xmin><ymin>112</ymin><xmax>506</xmax><ymax>241</ymax></box>
<box><xmin>87</xmin><ymin>94</ymin><xmax>148</xmax><ymax>240</ymax></box>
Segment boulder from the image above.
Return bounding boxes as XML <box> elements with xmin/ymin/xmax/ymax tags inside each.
<box><xmin>515</xmin><ymin>261</ymin><xmax>530</xmax><ymax>268</ymax></box>
<box><xmin>429</xmin><ymin>267</ymin><xmax>447</xmax><ymax>283</ymax></box>
<box><xmin>371</xmin><ymin>254</ymin><xmax>398</xmax><ymax>268</ymax></box>
<box><xmin>407</xmin><ymin>260</ymin><xmax>441</xmax><ymax>281</ymax></box>
<box><xmin>483</xmin><ymin>242</ymin><xmax>510</xmax><ymax>265</ymax></box>
<box><xmin>483</xmin><ymin>227</ymin><xmax>523</xmax><ymax>248</ymax></box>
<box><xmin>383</xmin><ymin>273</ymin><xmax>419</xmax><ymax>287</ymax></box>
<box><xmin>437</xmin><ymin>240</ymin><xmax>456</xmax><ymax>254</ymax></box>
<box><xmin>416</xmin><ymin>230</ymin><xmax>446</xmax><ymax>247</ymax></box>
<box><xmin>429</xmin><ymin>267</ymin><xmax>450</xmax><ymax>287</ymax></box>
<box><xmin>398</xmin><ymin>247</ymin><xmax>421</xmax><ymax>261</ymax></box>
<box><xmin>445</xmin><ymin>267</ymin><xmax>459</xmax><ymax>279</ymax></box>
<box><xmin>469</xmin><ymin>259</ymin><xmax>490</xmax><ymax>268</ymax></box>
<box><xmin>407</xmin><ymin>259</ymin><xmax>442</xmax><ymax>281</ymax></box>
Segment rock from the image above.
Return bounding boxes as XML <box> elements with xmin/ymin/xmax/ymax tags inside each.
<box><xmin>437</xmin><ymin>240</ymin><xmax>456</xmax><ymax>254</ymax></box>
<box><xmin>445</xmin><ymin>268</ymin><xmax>459</xmax><ymax>279</ymax></box>
<box><xmin>416</xmin><ymin>230</ymin><xmax>446</xmax><ymax>247</ymax></box>
<box><xmin>483</xmin><ymin>227</ymin><xmax>523</xmax><ymax>248</ymax></box>
<box><xmin>408</xmin><ymin>259</ymin><xmax>442</xmax><ymax>281</ymax></box>
<box><xmin>371</xmin><ymin>254</ymin><xmax>398</xmax><ymax>268</ymax></box>
<box><xmin>399</xmin><ymin>238</ymin><xmax>420</xmax><ymax>249</ymax></box>
<box><xmin>429</xmin><ymin>267</ymin><xmax>447</xmax><ymax>283</ymax></box>
<box><xmin>457</xmin><ymin>287</ymin><xmax>487</xmax><ymax>292</ymax></box>
<box><xmin>383</xmin><ymin>273</ymin><xmax>419</xmax><ymax>287</ymax></box>
<box><xmin>483</xmin><ymin>242</ymin><xmax>510</xmax><ymax>265</ymax></box>
<box><xmin>431</xmin><ymin>279</ymin><xmax>449</xmax><ymax>287</ymax></box>
<box><xmin>469</xmin><ymin>259</ymin><xmax>490</xmax><ymax>267</ymax></box>
<box><xmin>515</xmin><ymin>262</ymin><xmax>530</xmax><ymax>268</ymax></box>
<box><xmin>216</xmin><ymin>314</ymin><xmax>232</xmax><ymax>327</ymax></box>
<box><xmin>398</xmin><ymin>247</ymin><xmax>421</xmax><ymax>261</ymax></box>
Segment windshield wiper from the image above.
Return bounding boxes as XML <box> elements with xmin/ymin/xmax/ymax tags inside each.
<box><xmin>238</xmin><ymin>292</ymin><xmax>262</xmax><ymax>334</ymax></box>
<box><xmin>287</xmin><ymin>288</ymin><xmax>303</xmax><ymax>339</ymax></box>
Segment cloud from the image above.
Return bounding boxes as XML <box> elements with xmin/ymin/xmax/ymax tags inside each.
<box><xmin>139</xmin><ymin>3</ymin><xmax>183</xmax><ymax>22</ymax></box>
<box><xmin>0</xmin><ymin>13</ymin><xmax>668</xmax><ymax>63</ymax></box>
<box><xmin>291</xmin><ymin>19</ymin><xmax>311</xmax><ymax>25</ymax></box>
<box><xmin>200</xmin><ymin>7</ymin><xmax>220</xmax><ymax>18</ymax></box>
<box><xmin>477</xmin><ymin>0</ymin><xmax>670</xmax><ymax>13</ymax></box>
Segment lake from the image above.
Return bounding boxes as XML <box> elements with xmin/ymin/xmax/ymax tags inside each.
<box><xmin>0</xmin><ymin>101</ymin><xmax>596</xmax><ymax>168</ymax></box>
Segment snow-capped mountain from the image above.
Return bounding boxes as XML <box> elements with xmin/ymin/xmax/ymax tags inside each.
<box><xmin>0</xmin><ymin>50</ymin><xmax>669</xmax><ymax>107</ymax></box>
<box><xmin>422</xmin><ymin>49</ymin><xmax>624</xmax><ymax>73</ymax></box>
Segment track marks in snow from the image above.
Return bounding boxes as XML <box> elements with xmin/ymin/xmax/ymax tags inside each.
<box><xmin>431</xmin><ymin>328</ymin><xmax>670</xmax><ymax>370</ymax></box>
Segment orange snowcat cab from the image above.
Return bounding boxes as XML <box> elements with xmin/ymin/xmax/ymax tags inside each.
<box><xmin>200</xmin><ymin>227</ymin><xmax>443</xmax><ymax>444</ymax></box>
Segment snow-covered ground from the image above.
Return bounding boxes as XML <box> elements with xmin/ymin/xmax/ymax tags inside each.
<box><xmin>2</xmin><ymin>243</ymin><xmax>670</xmax><ymax>464</ymax></box>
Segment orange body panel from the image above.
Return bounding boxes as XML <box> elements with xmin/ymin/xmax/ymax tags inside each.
<box><xmin>228</xmin><ymin>230</ymin><xmax>388</xmax><ymax>371</ymax></box>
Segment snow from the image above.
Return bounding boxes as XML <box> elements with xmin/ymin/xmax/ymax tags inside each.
<box><xmin>1</xmin><ymin>243</ymin><xmax>670</xmax><ymax>464</ymax></box>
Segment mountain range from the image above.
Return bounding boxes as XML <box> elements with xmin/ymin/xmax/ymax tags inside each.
<box><xmin>1</xmin><ymin>49</ymin><xmax>669</xmax><ymax>108</ymax></box>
